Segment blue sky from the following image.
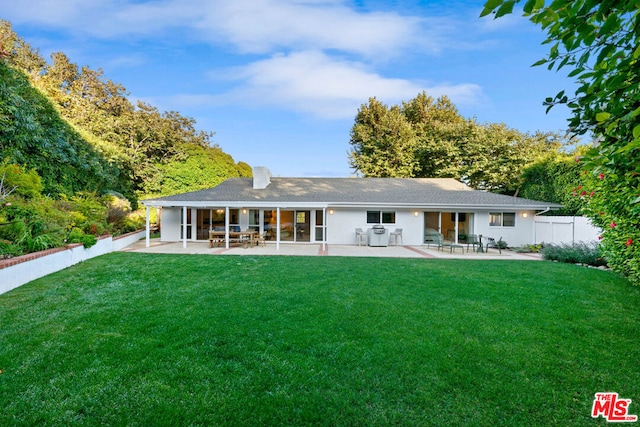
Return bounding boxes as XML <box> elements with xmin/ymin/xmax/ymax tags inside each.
<box><xmin>3</xmin><ymin>0</ymin><xmax>575</xmax><ymax>177</ymax></box>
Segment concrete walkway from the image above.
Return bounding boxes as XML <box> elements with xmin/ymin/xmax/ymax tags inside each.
<box><xmin>121</xmin><ymin>240</ymin><xmax>543</xmax><ymax>260</ymax></box>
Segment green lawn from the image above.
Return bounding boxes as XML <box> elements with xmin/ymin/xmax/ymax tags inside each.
<box><xmin>1</xmin><ymin>253</ymin><xmax>639</xmax><ymax>426</ymax></box>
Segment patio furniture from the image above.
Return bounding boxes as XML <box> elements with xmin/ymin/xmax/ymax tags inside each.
<box><xmin>466</xmin><ymin>234</ymin><xmax>481</xmax><ymax>252</ymax></box>
<box><xmin>484</xmin><ymin>236</ymin><xmax>503</xmax><ymax>254</ymax></box>
<box><xmin>255</xmin><ymin>232</ymin><xmax>267</xmax><ymax>247</ymax></box>
<box><xmin>438</xmin><ymin>235</ymin><xmax>464</xmax><ymax>254</ymax></box>
<box><xmin>425</xmin><ymin>229</ymin><xmax>441</xmax><ymax>246</ymax></box>
<box><xmin>208</xmin><ymin>230</ymin><xmax>257</xmax><ymax>248</ymax></box>
<box><xmin>355</xmin><ymin>228</ymin><xmax>367</xmax><ymax>246</ymax></box>
<box><xmin>389</xmin><ymin>228</ymin><xmax>403</xmax><ymax>246</ymax></box>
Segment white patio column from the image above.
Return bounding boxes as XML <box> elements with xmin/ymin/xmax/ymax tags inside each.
<box><xmin>276</xmin><ymin>207</ymin><xmax>280</xmax><ymax>250</ymax></box>
<box><xmin>145</xmin><ymin>205</ymin><xmax>150</xmax><ymax>248</ymax></box>
<box><xmin>225</xmin><ymin>207</ymin><xmax>230</xmax><ymax>249</ymax></box>
<box><xmin>322</xmin><ymin>207</ymin><xmax>326</xmax><ymax>252</ymax></box>
<box><xmin>182</xmin><ymin>206</ymin><xmax>187</xmax><ymax>249</ymax></box>
<box><xmin>454</xmin><ymin>212</ymin><xmax>459</xmax><ymax>244</ymax></box>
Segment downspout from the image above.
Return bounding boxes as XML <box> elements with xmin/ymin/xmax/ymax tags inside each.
<box><xmin>535</xmin><ymin>207</ymin><xmax>551</xmax><ymax>216</ymax></box>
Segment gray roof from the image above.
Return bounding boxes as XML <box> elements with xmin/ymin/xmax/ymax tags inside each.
<box><xmin>143</xmin><ymin>177</ymin><xmax>561</xmax><ymax>210</ymax></box>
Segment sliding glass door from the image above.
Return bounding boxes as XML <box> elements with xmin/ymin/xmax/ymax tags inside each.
<box><xmin>279</xmin><ymin>210</ymin><xmax>311</xmax><ymax>242</ymax></box>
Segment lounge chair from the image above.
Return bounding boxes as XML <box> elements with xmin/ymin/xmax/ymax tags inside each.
<box><xmin>466</xmin><ymin>234</ymin><xmax>481</xmax><ymax>252</ymax></box>
<box><xmin>485</xmin><ymin>237</ymin><xmax>503</xmax><ymax>254</ymax></box>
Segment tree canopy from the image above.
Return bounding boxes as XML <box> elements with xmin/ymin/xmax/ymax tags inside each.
<box><xmin>481</xmin><ymin>0</ymin><xmax>640</xmax><ymax>284</ymax></box>
<box><xmin>0</xmin><ymin>20</ymin><xmax>250</xmax><ymax>203</ymax></box>
<box><xmin>348</xmin><ymin>91</ymin><xmax>563</xmax><ymax>194</ymax></box>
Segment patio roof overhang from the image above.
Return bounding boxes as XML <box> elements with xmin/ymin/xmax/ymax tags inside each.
<box><xmin>141</xmin><ymin>199</ymin><xmax>561</xmax><ymax>211</ymax></box>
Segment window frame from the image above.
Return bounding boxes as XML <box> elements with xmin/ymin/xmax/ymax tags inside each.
<box><xmin>366</xmin><ymin>210</ymin><xmax>396</xmax><ymax>224</ymax></box>
<box><xmin>489</xmin><ymin>211</ymin><xmax>516</xmax><ymax>227</ymax></box>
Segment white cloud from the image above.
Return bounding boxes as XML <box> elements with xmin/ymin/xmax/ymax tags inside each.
<box><xmin>6</xmin><ymin>0</ymin><xmax>433</xmax><ymax>57</ymax></box>
<box><xmin>208</xmin><ymin>51</ymin><xmax>483</xmax><ymax>119</ymax></box>
<box><xmin>195</xmin><ymin>0</ymin><xmax>424</xmax><ymax>56</ymax></box>
<box><xmin>4</xmin><ymin>0</ymin><xmax>200</xmax><ymax>38</ymax></box>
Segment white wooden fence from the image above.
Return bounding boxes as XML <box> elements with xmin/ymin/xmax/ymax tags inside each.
<box><xmin>534</xmin><ymin>216</ymin><xmax>600</xmax><ymax>245</ymax></box>
<box><xmin>0</xmin><ymin>230</ymin><xmax>145</xmax><ymax>296</ymax></box>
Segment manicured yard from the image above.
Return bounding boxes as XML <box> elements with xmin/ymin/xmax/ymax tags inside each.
<box><xmin>1</xmin><ymin>253</ymin><xmax>639</xmax><ymax>426</ymax></box>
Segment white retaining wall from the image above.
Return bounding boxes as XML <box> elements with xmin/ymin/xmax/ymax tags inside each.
<box><xmin>534</xmin><ymin>216</ymin><xmax>600</xmax><ymax>245</ymax></box>
<box><xmin>0</xmin><ymin>230</ymin><xmax>146</xmax><ymax>296</ymax></box>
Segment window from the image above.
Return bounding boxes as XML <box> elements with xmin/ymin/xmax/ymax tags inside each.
<box><xmin>503</xmin><ymin>213</ymin><xmax>516</xmax><ymax>227</ymax></box>
<box><xmin>489</xmin><ymin>212</ymin><xmax>515</xmax><ymax>227</ymax></box>
<box><xmin>366</xmin><ymin>210</ymin><xmax>396</xmax><ymax>224</ymax></box>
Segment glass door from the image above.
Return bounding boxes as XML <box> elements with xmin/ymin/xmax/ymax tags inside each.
<box><xmin>315</xmin><ymin>210</ymin><xmax>325</xmax><ymax>242</ymax></box>
<box><xmin>279</xmin><ymin>210</ymin><xmax>310</xmax><ymax>242</ymax></box>
<box><xmin>295</xmin><ymin>211</ymin><xmax>311</xmax><ymax>242</ymax></box>
<box><xmin>196</xmin><ymin>209</ymin><xmax>211</xmax><ymax>240</ymax></box>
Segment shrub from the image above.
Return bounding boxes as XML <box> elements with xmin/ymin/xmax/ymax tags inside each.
<box><xmin>541</xmin><ymin>242</ymin><xmax>607</xmax><ymax>267</ymax></box>
<box><xmin>67</xmin><ymin>227</ymin><xmax>98</xmax><ymax>248</ymax></box>
<box><xmin>0</xmin><ymin>239</ymin><xmax>23</xmax><ymax>259</ymax></box>
<box><xmin>0</xmin><ymin>161</ymin><xmax>43</xmax><ymax>199</ymax></box>
<box><xmin>513</xmin><ymin>244</ymin><xmax>543</xmax><ymax>253</ymax></box>
<box><xmin>497</xmin><ymin>238</ymin><xmax>508</xmax><ymax>249</ymax></box>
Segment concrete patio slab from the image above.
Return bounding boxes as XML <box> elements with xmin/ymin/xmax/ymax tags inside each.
<box><xmin>121</xmin><ymin>240</ymin><xmax>543</xmax><ymax>260</ymax></box>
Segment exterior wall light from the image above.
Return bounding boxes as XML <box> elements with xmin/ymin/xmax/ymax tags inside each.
<box><xmin>329</xmin><ymin>209</ymin><xmax>334</xmax><ymax>215</ymax></box>
<box><xmin>522</xmin><ymin>212</ymin><xmax>528</xmax><ymax>218</ymax></box>
<box><xmin>242</xmin><ymin>208</ymin><xmax>247</xmax><ymax>214</ymax></box>
<box><xmin>414</xmin><ymin>211</ymin><xmax>419</xmax><ymax>217</ymax></box>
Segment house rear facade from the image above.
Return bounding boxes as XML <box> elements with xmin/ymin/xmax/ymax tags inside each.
<box><xmin>141</xmin><ymin>167</ymin><xmax>561</xmax><ymax>248</ymax></box>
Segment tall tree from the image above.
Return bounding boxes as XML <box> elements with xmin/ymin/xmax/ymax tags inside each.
<box><xmin>348</xmin><ymin>97</ymin><xmax>418</xmax><ymax>177</ymax></box>
<box><xmin>482</xmin><ymin>1</ymin><xmax>640</xmax><ymax>284</ymax></box>
<box><xmin>348</xmin><ymin>91</ymin><xmax>560</xmax><ymax>194</ymax></box>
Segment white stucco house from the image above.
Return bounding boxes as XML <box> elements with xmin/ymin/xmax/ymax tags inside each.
<box><xmin>141</xmin><ymin>167</ymin><xmax>561</xmax><ymax>249</ymax></box>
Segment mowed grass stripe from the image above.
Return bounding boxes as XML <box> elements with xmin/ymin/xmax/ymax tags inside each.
<box><xmin>1</xmin><ymin>253</ymin><xmax>638</xmax><ymax>426</ymax></box>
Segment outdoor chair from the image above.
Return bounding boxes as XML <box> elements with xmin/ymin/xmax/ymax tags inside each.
<box><xmin>436</xmin><ymin>234</ymin><xmax>464</xmax><ymax>254</ymax></box>
<box><xmin>424</xmin><ymin>230</ymin><xmax>441</xmax><ymax>246</ymax></box>
<box><xmin>466</xmin><ymin>234</ymin><xmax>481</xmax><ymax>252</ymax></box>
<box><xmin>355</xmin><ymin>228</ymin><xmax>367</xmax><ymax>246</ymax></box>
<box><xmin>485</xmin><ymin>236</ymin><xmax>503</xmax><ymax>254</ymax></box>
<box><xmin>389</xmin><ymin>228</ymin><xmax>403</xmax><ymax>245</ymax></box>
<box><xmin>255</xmin><ymin>232</ymin><xmax>267</xmax><ymax>247</ymax></box>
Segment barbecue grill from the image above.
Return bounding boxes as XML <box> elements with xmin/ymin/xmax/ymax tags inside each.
<box><xmin>367</xmin><ymin>225</ymin><xmax>389</xmax><ymax>246</ymax></box>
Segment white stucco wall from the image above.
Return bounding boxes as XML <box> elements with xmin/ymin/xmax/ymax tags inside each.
<box><xmin>0</xmin><ymin>231</ymin><xmax>146</xmax><ymax>296</ymax></box>
<box><xmin>159</xmin><ymin>207</ymin><xmax>543</xmax><ymax>247</ymax></box>
<box><xmin>473</xmin><ymin>210</ymin><xmax>537</xmax><ymax>248</ymax></box>
<box><xmin>327</xmin><ymin>208</ymin><xmax>427</xmax><ymax>246</ymax></box>
<box><xmin>161</xmin><ymin>208</ymin><xmax>182</xmax><ymax>241</ymax></box>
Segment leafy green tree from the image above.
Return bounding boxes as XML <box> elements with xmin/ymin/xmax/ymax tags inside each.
<box><xmin>348</xmin><ymin>97</ymin><xmax>418</xmax><ymax>177</ymax></box>
<box><xmin>349</xmin><ymin>92</ymin><xmax>561</xmax><ymax>194</ymax></box>
<box><xmin>0</xmin><ymin>60</ymin><xmax>121</xmax><ymax>195</ymax></box>
<box><xmin>518</xmin><ymin>152</ymin><xmax>583</xmax><ymax>215</ymax></box>
<box><xmin>482</xmin><ymin>0</ymin><xmax>640</xmax><ymax>284</ymax></box>
<box><xmin>0</xmin><ymin>20</ymin><xmax>45</xmax><ymax>78</ymax></box>
<box><xmin>404</xmin><ymin>93</ymin><xmax>471</xmax><ymax>179</ymax></box>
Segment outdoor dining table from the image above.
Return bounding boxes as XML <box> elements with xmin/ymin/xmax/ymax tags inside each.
<box><xmin>208</xmin><ymin>230</ymin><xmax>258</xmax><ymax>248</ymax></box>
